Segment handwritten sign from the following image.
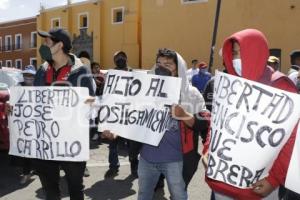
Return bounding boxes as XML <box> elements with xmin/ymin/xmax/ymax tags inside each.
<box><xmin>98</xmin><ymin>70</ymin><xmax>181</xmax><ymax>146</ymax></box>
<box><xmin>8</xmin><ymin>87</ymin><xmax>90</xmax><ymax>161</ymax></box>
<box><xmin>206</xmin><ymin>71</ymin><xmax>300</xmax><ymax>188</ymax></box>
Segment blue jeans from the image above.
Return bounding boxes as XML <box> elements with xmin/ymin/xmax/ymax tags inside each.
<box><xmin>138</xmin><ymin>157</ymin><xmax>187</xmax><ymax>200</ymax></box>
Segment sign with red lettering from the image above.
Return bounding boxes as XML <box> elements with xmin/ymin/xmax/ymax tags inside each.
<box><xmin>206</xmin><ymin>71</ymin><xmax>300</xmax><ymax>188</ymax></box>
<box><xmin>8</xmin><ymin>87</ymin><xmax>90</xmax><ymax>161</ymax></box>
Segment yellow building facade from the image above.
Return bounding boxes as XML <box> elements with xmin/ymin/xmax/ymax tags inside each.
<box><xmin>141</xmin><ymin>0</ymin><xmax>300</xmax><ymax>73</ymax></box>
<box><xmin>36</xmin><ymin>0</ymin><xmax>300</xmax><ymax>73</ymax></box>
<box><xmin>37</xmin><ymin>0</ymin><xmax>140</xmax><ymax>69</ymax></box>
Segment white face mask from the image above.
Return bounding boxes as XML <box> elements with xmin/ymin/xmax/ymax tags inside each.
<box><xmin>232</xmin><ymin>58</ymin><xmax>242</xmax><ymax>76</ymax></box>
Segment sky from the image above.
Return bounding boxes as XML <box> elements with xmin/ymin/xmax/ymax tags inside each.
<box><xmin>0</xmin><ymin>0</ymin><xmax>86</xmax><ymax>23</ymax></box>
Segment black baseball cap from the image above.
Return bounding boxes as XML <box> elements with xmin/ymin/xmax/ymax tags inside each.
<box><xmin>113</xmin><ymin>51</ymin><xmax>127</xmax><ymax>59</ymax></box>
<box><xmin>290</xmin><ymin>50</ymin><xmax>300</xmax><ymax>58</ymax></box>
<box><xmin>38</xmin><ymin>28</ymin><xmax>72</xmax><ymax>51</ymax></box>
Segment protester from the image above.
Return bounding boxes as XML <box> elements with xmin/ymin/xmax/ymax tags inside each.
<box><xmin>267</xmin><ymin>56</ymin><xmax>280</xmax><ymax>71</ymax></box>
<box><xmin>202</xmin><ymin>29</ymin><xmax>298</xmax><ymax>200</ymax></box>
<box><xmin>33</xmin><ymin>28</ymin><xmax>94</xmax><ymax>200</ymax></box>
<box><xmin>101</xmin><ymin>51</ymin><xmax>141</xmax><ymax>178</ymax></box>
<box><xmin>91</xmin><ymin>62</ymin><xmax>105</xmax><ymax>96</ymax></box>
<box><xmin>287</xmin><ymin>50</ymin><xmax>300</xmax><ymax>85</ymax></box>
<box><xmin>192</xmin><ymin>62</ymin><xmax>212</xmax><ymax>93</ymax></box>
<box><xmin>136</xmin><ymin>48</ymin><xmax>208</xmax><ymax>200</ymax></box>
<box><xmin>186</xmin><ymin>59</ymin><xmax>199</xmax><ymax>83</ymax></box>
<box><xmin>89</xmin><ymin>62</ymin><xmax>105</xmax><ymax>142</ymax></box>
<box><xmin>12</xmin><ymin>65</ymin><xmax>37</xmax><ymax>184</ymax></box>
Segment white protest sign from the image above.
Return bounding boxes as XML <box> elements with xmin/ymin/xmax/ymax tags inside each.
<box><xmin>98</xmin><ymin>70</ymin><xmax>181</xmax><ymax>146</ymax></box>
<box><xmin>206</xmin><ymin>71</ymin><xmax>300</xmax><ymax>188</ymax></box>
<box><xmin>285</xmin><ymin>126</ymin><xmax>300</xmax><ymax>194</ymax></box>
<box><xmin>8</xmin><ymin>86</ymin><xmax>90</xmax><ymax>161</ymax></box>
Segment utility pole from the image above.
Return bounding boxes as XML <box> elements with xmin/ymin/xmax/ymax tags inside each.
<box><xmin>208</xmin><ymin>0</ymin><xmax>222</xmax><ymax>72</ymax></box>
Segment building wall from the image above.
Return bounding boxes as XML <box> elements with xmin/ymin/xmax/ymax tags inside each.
<box><xmin>35</xmin><ymin>0</ymin><xmax>300</xmax><ymax>72</ymax></box>
<box><xmin>100</xmin><ymin>0</ymin><xmax>139</xmax><ymax>68</ymax></box>
<box><xmin>37</xmin><ymin>0</ymin><xmax>140</xmax><ymax>69</ymax></box>
<box><xmin>141</xmin><ymin>0</ymin><xmax>300</xmax><ymax>73</ymax></box>
<box><xmin>0</xmin><ymin>17</ymin><xmax>37</xmax><ymax>69</ymax></box>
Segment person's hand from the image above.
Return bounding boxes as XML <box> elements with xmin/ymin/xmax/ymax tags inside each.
<box><xmin>201</xmin><ymin>153</ymin><xmax>208</xmax><ymax>170</ymax></box>
<box><xmin>171</xmin><ymin>104</ymin><xmax>188</xmax><ymax>119</ymax></box>
<box><xmin>84</xmin><ymin>96</ymin><xmax>96</xmax><ymax>105</ymax></box>
<box><xmin>95</xmin><ymin>79</ymin><xmax>103</xmax><ymax>86</ymax></box>
<box><xmin>4</xmin><ymin>103</ymin><xmax>12</xmax><ymax>115</ymax></box>
<box><xmin>252</xmin><ymin>178</ymin><xmax>274</xmax><ymax>197</ymax></box>
<box><xmin>101</xmin><ymin>130</ymin><xmax>117</xmax><ymax>140</ymax></box>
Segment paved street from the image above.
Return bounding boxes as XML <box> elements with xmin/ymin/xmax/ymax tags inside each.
<box><xmin>0</xmin><ymin>140</ymin><xmax>211</xmax><ymax>200</ymax></box>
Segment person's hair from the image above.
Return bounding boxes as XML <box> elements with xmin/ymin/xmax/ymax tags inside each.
<box><xmin>91</xmin><ymin>62</ymin><xmax>100</xmax><ymax>70</ymax></box>
<box><xmin>156</xmin><ymin>48</ymin><xmax>178</xmax><ymax>66</ymax></box>
<box><xmin>50</xmin><ymin>38</ymin><xmax>70</xmax><ymax>54</ymax></box>
<box><xmin>291</xmin><ymin>52</ymin><xmax>300</xmax><ymax>65</ymax></box>
<box><xmin>78</xmin><ymin>51</ymin><xmax>91</xmax><ymax>60</ymax></box>
<box><xmin>192</xmin><ymin>59</ymin><xmax>198</xmax><ymax>64</ymax></box>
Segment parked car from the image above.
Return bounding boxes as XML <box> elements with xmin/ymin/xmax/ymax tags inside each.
<box><xmin>0</xmin><ymin>67</ymin><xmax>23</xmax><ymax>150</ymax></box>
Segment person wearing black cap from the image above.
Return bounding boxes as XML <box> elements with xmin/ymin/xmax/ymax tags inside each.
<box><xmin>101</xmin><ymin>51</ymin><xmax>141</xmax><ymax>179</ymax></box>
<box><xmin>33</xmin><ymin>28</ymin><xmax>94</xmax><ymax>200</ymax></box>
<box><xmin>113</xmin><ymin>51</ymin><xmax>129</xmax><ymax>70</ymax></box>
<box><xmin>287</xmin><ymin>50</ymin><xmax>300</xmax><ymax>85</ymax></box>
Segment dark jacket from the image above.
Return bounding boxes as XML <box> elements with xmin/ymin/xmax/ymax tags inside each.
<box><xmin>34</xmin><ymin>54</ymin><xmax>94</xmax><ymax>96</ymax></box>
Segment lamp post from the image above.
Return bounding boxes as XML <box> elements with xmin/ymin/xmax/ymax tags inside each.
<box><xmin>208</xmin><ymin>0</ymin><xmax>222</xmax><ymax>73</ymax></box>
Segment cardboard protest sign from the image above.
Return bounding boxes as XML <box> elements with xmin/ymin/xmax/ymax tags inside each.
<box><xmin>8</xmin><ymin>87</ymin><xmax>90</xmax><ymax>161</ymax></box>
<box><xmin>98</xmin><ymin>70</ymin><xmax>181</xmax><ymax>146</ymax></box>
<box><xmin>206</xmin><ymin>71</ymin><xmax>300</xmax><ymax>188</ymax></box>
<box><xmin>285</xmin><ymin>126</ymin><xmax>300</xmax><ymax>194</ymax></box>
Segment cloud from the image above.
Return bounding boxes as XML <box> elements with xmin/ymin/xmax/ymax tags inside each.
<box><xmin>0</xmin><ymin>0</ymin><xmax>10</xmax><ymax>10</ymax></box>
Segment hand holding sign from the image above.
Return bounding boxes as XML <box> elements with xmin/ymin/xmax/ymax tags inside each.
<box><xmin>171</xmin><ymin>105</ymin><xmax>194</xmax><ymax>127</ymax></box>
<box><xmin>252</xmin><ymin>178</ymin><xmax>274</xmax><ymax>197</ymax></box>
<box><xmin>101</xmin><ymin>130</ymin><xmax>117</xmax><ymax>140</ymax></box>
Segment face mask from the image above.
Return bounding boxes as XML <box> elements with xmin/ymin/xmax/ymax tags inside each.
<box><xmin>232</xmin><ymin>58</ymin><xmax>242</xmax><ymax>76</ymax></box>
<box><xmin>24</xmin><ymin>77</ymin><xmax>34</xmax><ymax>86</ymax></box>
<box><xmin>115</xmin><ymin>58</ymin><xmax>127</xmax><ymax>69</ymax></box>
<box><xmin>155</xmin><ymin>66</ymin><xmax>172</xmax><ymax>76</ymax></box>
<box><xmin>39</xmin><ymin>44</ymin><xmax>53</xmax><ymax>63</ymax></box>
<box><xmin>199</xmin><ymin>68</ymin><xmax>208</xmax><ymax>73</ymax></box>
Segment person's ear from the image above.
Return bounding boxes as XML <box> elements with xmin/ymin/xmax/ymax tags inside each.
<box><xmin>57</xmin><ymin>41</ymin><xmax>64</xmax><ymax>50</ymax></box>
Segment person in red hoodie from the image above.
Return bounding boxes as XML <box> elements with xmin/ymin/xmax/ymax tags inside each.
<box><xmin>202</xmin><ymin>29</ymin><xmax>298</xmax><ymax>200</ymax></box>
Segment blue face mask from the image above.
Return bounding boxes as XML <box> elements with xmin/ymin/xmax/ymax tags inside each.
<box><xmin>232</xmin><ymin>58</ymin><xmax>242</xmax><ymax>76</ymax></box>
<box><xmin>199</xmin><ymin>68</ymin><xmax>208</xmax><ymax>73</ymax></box>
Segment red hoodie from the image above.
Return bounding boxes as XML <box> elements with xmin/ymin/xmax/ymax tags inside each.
<box><xmin>203</xmin><ymin>29</ymin><xmax>298</xmax><ymax>200</ymax></box>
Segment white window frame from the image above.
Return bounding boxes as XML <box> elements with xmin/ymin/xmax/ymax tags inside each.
<box><xmin>6</xmin><ymin>60</ymin><xmax>12</xmax><ymax>67</ymax></box>
<box><xmin>15</xmin><ymin>33</ymin><xmax>22</xmax><ymax>50</ymax></box>
<box><xmin>0</xmin><ymin>37</ymin><xmax>2</xmax><ymax>52</ymax></box>
<box><xmin>51</xmin><ymin>17</ymin><xmax>61</xmax><ymax>28</ymax></box>
<box><xmin>111</xmin><ymin>7</ymin><xmax>125</xmax><ymax>25</ymax></box>
<box><xmin>181</xmin><ymin>0</ymin><xmax>208</xmax><ymax>4</ymax></box>
<box><xmin>78</xmin><ymin>12</ymin><xmax>89</xmax><ymax>29</ymax></box>
<box><xmin>31</xmin><ymin>31</ymin><xmax>37</xmax><ymax>48</ymax></box>
<box><xmin>5</xmin><ymin>35</ymin><xmax>12</xmax><ymax>51</ymax></box>
<box><xmin>30</xmin><ymin>57</ymin><xmax>37</xmax><ymax>67</ymax></box>
<box><xmin>15</xmin><ymin>59</ymin><xmax>22</xmax><ymax>69</ymax></box>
